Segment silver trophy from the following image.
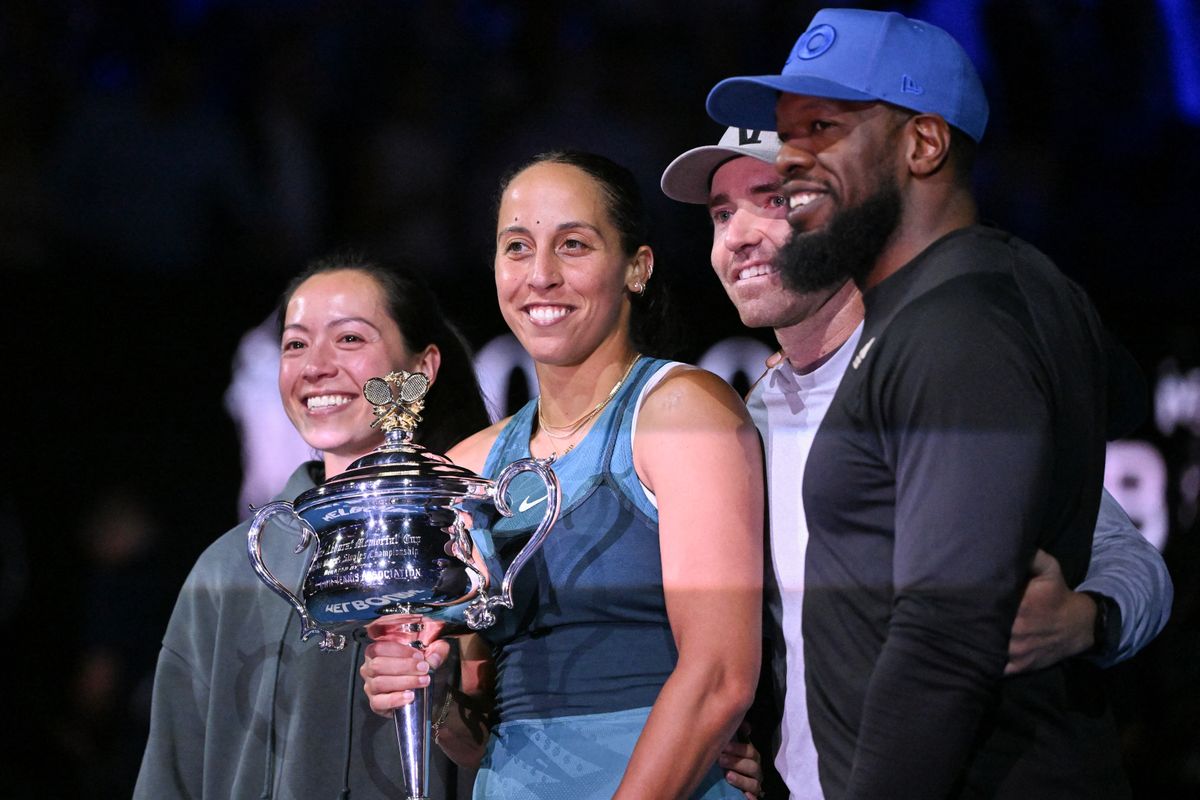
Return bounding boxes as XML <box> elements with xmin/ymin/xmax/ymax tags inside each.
<box><xmin>246</xmin><ymin>370</ymin><xmax>560</xmax><ymax>800</ymax></box>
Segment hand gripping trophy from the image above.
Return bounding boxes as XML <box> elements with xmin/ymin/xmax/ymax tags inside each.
<box><xmin>247</xmin><ymin>370</ymin><xmax>560</xmax><ymax>800</ymax></box>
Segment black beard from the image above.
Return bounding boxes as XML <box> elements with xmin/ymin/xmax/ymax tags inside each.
<box><xmin>775</xmin><ymin>179</ymin><xmax>902</xmax><ymax>293</ymax></box>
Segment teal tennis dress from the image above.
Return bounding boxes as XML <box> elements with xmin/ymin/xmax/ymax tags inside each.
<box><xmin>474</xmin><ymin>356</ymin><xmax>741</xmax><ymax>800</ymax></box>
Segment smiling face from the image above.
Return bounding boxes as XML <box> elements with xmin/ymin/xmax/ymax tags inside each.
<box><xmin>278</xmin><ymin>269</ymin><xmax>428</xmax><ymax>474</ymax></box>
<box><xmin>774</xmin><ymin>94</ymin><xmax>907</xmax><ymax>231</ymax></box>
<box><xmin>494</xmin><ymin>161</ymin><xmax>643</xmax><ymax>367</ymax></box>
<box><xmin>708</xmin><ymin>155</ymin><xmax>840</xmax><ymax>329</ymax></box>
<box><xmin>771</xmin><ymin>94</ymin><xmax>908</xmax><ymax>290</ymax></box>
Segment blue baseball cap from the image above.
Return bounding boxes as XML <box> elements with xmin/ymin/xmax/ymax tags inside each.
<box><xmin>706</xmin><ymin>8</ymin><xmax>989</xmax><ymax>143</ymax></box>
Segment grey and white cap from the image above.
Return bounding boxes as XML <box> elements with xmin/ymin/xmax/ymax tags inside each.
<box><xmin>660</xmin><ymin>126</ymin><xmax>782</xmax><ymax>205</ymax></box>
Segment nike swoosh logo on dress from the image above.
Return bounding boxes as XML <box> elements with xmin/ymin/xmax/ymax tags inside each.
<box><xmin>518</xmin><ymin>494</ymin><xmax>548</xmax><ymax>512</ymax></box>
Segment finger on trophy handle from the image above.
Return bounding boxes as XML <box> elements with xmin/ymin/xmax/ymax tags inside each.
<box><xmin>365</xmin><ymin>612</ymin><xmax>425</xmax><ymax>643</ymax></box>
<box><xmin>365</xmin><ymin>613</ymin><xmax>447</xmax><ymax>651</ymax></box>
<box><xmin>416</xmin><ymin>617</ymin><xmax>447</xmax><ymax>650</ymax></box>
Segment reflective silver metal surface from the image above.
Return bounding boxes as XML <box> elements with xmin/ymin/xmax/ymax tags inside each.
<box><xmin>245</xmin><ymin>370</ymin><xmax>560</xmax><ymax>800</ymax></box>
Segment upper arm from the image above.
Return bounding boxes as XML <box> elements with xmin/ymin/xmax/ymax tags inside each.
<box><xmin>135</xmin><ymin>645</ymin><xmax>208</xmax><ymax>799</ymax></box>
<box><xmin>633</xmin><ymin>368</ymin><xmax>764</xmax><ymax>659</ymax></box>
<box><xmin>839</xmin><ymin>285</ymin><xmax>1069</xmax><ymax>797</ymax></box>
<box><xmin>883</xmin><ymin>302</ymin><xmax>1054</xmax><ymax>659</ymax></box>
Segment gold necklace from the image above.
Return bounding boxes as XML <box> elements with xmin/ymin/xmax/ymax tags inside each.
<box><xmin>537</xmin><ymin>353</ymin><xmax>640</xmax><ymax>455</ymax></box>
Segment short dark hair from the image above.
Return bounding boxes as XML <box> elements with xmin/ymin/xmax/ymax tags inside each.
<box><xmin>493</xmin><ymin>150</ymin><xmax>680</xmax><ymax>358</ymax></box>
<box><xmin>277</xmin><ymin>252</ymin><xmax>490</xmax><ymax>454</ymax></box>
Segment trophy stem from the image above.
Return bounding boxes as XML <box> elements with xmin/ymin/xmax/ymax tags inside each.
<box><xmin>394</xmin><ymin>684</ymin><xmax>431</xmax><ymax>800</ymax></box>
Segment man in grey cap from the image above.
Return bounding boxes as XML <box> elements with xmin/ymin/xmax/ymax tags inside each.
<box><xmin>694</xmin><ymin>7</ymin><xmax>1148</xmax><ymax>798</ymax></box>
<box><xmin>661</xmin><ymin>124</ymin><xmax>1171</xmax><ymax>799</ymax></box>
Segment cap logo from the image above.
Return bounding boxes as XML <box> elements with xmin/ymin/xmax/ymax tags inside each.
<box><xmin>793</xmin><ymin>24</ymin><xmax>835</xmax><ymax>61</ymax></box>
<box><xmin>738</xmin><ymin>129</ymin><xmax>764</xmax><ymax>145</ymax></box>
<box><xmin>901</xmin><ymin>75</ymin><xmax>925</xmax><ymax>96</ymax></box>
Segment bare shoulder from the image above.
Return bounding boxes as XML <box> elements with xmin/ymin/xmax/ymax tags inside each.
<box><xmin>447</xmin><ymin>417</ymin><xmax>508</xmax><ymax>473</ymax></box>
<box><xmin>633</xmin><ymin>364</ymin><xmax>763</xmax><ymax>505</ymax></box>
<box><xmin>639</xmin><ymin>364</ymin><xmax>753</xmax><ymax>429</ymax></box>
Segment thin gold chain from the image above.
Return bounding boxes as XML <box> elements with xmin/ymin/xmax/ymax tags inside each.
<box><xmin>536</xmin><ymin>353</ymin><xmax>640</xmax><ymax>453</ymax></box>
<box><xmin>431</xmin><ymin>687</ymin><xmax>455</xmax><ymax>743</ymax></box>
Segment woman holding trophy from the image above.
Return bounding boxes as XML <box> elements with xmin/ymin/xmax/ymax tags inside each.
<box><xmin>134</xmin><ymin>255</ymin><xmax>490</xmax><ymax>799</ymax></box>
<box><xmin>361</xmin><ymin>151</ymin><xmax>766</xmax><ymax>799</ymax></box>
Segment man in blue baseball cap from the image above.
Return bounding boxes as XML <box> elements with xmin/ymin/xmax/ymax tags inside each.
<box><xmin>661</xmin><ymin>122</ymin><xmax>1172</xmax><ymax>798</ymax></box>
<box><xmin>702</xmin><ymin>8</ymin><xmax>1143</xmax><ymax>799</ymax></box>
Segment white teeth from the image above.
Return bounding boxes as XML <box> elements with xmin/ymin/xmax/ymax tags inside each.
<box><xmin>737</xmin><ymin>264</ymin><xmax>776</xmax><ymax>282</ymax></box>
<box><xmin>789</xmin><ymin>192</ymin><xmax>818</xmax><ymax>209</ymax></box>
<box><xmin>527</xmin><ymin>306</ymin><xmax>570</xmax><ymax>323</ymax></box>
<box><xmin>307</xmin><ymin>394</ymin><xmax>351</xmax><ymax>410</ymax></box>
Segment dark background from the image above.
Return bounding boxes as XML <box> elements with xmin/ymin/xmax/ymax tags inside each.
<box><xmin>1</xmin><ymin>0</ymin><xmax>1198</xmax><ymax>796</ymax></box>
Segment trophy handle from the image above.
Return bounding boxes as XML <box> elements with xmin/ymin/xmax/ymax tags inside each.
<box><xmin>465</xmin><ymin>457</ymin><xmax>561</xmax><ymax>630</ymax></box>
<box><xmin>246</xmin><ymin>500</ymin><xmax>346</xmax><ymax>651</ymax></box>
